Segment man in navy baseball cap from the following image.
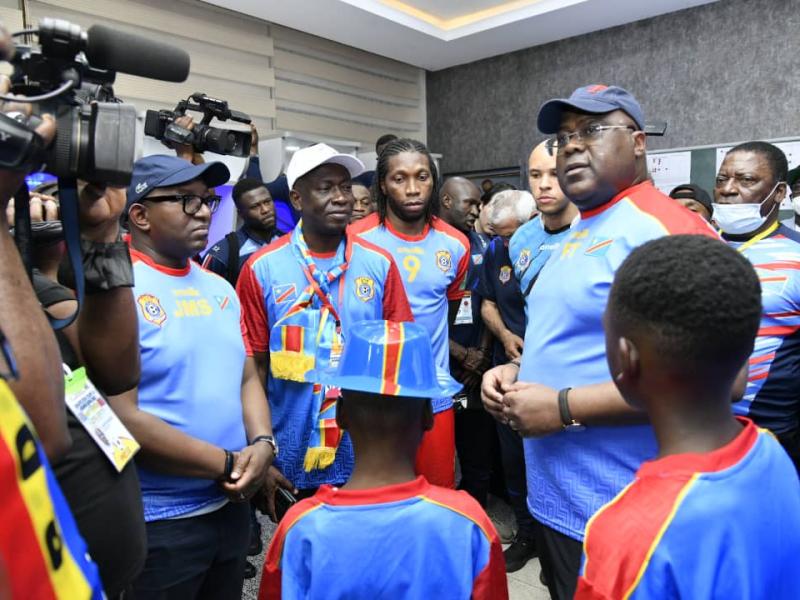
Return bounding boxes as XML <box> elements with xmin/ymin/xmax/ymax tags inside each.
<box><xmin>484</xmin><ymin>84</ymin><xmax>714</xmax><ymax>599</ymax></box>
<box><xmin>127</xmin><ymin>154</ymin><xmax>230</xmax><ymax>208</ymax></box>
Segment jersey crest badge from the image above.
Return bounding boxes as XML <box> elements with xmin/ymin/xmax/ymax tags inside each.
<box><xmin>499</xmin><ymin>266</ymin><xmax>512</xmax><ymax>284</ymax></box>
<box><xmin>137</xmin><ymin>294</ymin><xmax>167</xmax><ymax>327</ymax></box>
<box><xmin>436</xmin><ymin>250</ymin><xmax>452</xmax><ymax>272</ymax></box>
<box><xmin>471</xmin><ymin>253</ymin><xmax>484</xmax><ymax>266</ymax></box>
<box><xmin>584</xmin><ymin>237</ymin><xmax>614</xmax><ymax>257</ymax></box>
<box><xmin>273</xmin><ymin>283</ymin><xmax>297</xmax><ymax>304</ymax></box>
<box><xmin>516</xmin><ymin>249</ymin><xmax>531</xmax><ymax>269</ymax></box>
<box><xmin>215</xmin><ymin>295</ymin><xmax>230</xmax><ymax>311</ymax></box>
<box><xmin>355</xmin><ymin>276</ymin><xmax>375</xmax><ymax>302</ymax></box>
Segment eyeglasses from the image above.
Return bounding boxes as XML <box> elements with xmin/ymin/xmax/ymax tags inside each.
<box><xmin>554</xmin><ymin>124</ymin><xmax>637</xmax><ymax>153</ymax></box>
<box><xmin>143</xmin><ymin>194</ymin><xmax>221</xmax><ymax>215</ymax></box>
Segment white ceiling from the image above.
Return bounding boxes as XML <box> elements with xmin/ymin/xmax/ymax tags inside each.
<box><xmin>203</xmin><ymin>0</ymin><xmax>718</xmax><ymax>71</ymax></box>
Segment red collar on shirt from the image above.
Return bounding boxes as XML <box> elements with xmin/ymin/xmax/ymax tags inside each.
<box><xmin>383</xmin><ymin>216</ymin><xmax>431</xmax><ymax>242</ymax></box>
<box><xmin>128</xmin><ymin>245</ymin><xmax>191</xmax><ymax>277</ymax></box>
<box><xmin>580</xmin><ymin>181</ymin><xmax>656</xmax><ymax>219</ymax></box>
<box><xmin>315</xmin><ymin>476</ymin><xmax>430</xmax><ymax>506</ymax></box>
<box><xmin>638</xmin><ymin>417</ymin><xmax>759</xmax><ymax>478</ymax></box>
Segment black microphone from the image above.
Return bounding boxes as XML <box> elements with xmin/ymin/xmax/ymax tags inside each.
<box><xmin>85</xmin><ymin>25</ymin><xmax>190</xmax><ymax>83</ymax></box>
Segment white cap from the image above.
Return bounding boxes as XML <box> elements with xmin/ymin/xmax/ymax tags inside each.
<box><xmin>286</xmin><ymin>143</ymin><xmax>365</xmax><ymax>190</ymax></box>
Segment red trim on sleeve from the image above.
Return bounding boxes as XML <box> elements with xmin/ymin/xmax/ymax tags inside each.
<box><xmin>236</xmin><ymin>257</ymin><xmax>270</xmax><ymax>353</ymax></box>
<box><xmin>577</xmin><ymin>418</ymin><xmax>758</xmax><ymax>599</ymax></box>
<box><xmin>259</xmin><ymin>497</ymin><xmax>324</xmax><ymax>600</ymax></box>
<box><xmin>472</xmin><ymin>535</ymin><xmax>509</xmax><ymax>600</ymax></box>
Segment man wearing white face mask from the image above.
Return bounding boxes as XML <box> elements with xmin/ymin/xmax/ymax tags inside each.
<box><xmin>780</xmin><ymin>166</ymin><xmax>800</xmax><ymax>231</ymax></box>
<box><xmin>715</xmin><ymin>141</ymin><xmax>800</xmax><ymax>473</ymax></box>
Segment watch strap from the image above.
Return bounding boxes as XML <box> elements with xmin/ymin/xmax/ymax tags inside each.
<box><xmin>558</xmin><ymin>387</ymin><xmax>575</xmax><ymax>427</ymax></box>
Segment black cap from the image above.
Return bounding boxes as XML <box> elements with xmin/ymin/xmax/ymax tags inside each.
<box><xmin>669</xmin><ymin>183</ymin><xmax>713</xmax><ymax>216</ymax></box>
<box><xmin>788</xmin><ymin>166</ymin><xmax>800</xmax><ymax>188</ymax></box>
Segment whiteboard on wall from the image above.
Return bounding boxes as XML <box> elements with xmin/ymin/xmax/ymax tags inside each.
<box><xmin>715</xmin><ymin>141</ymin><xmax>800</xmax><ymax>209</ymax></box>
<box><xmin>647</xmin><ymin>151</ymin><xmax>692</xmax><ymax>195</ymax></box>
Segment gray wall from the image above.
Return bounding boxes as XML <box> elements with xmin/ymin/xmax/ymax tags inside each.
<box><xmin>427</xmin><ymin>0</ymin><xmax>800</xmax><ymax>175</ymax></box>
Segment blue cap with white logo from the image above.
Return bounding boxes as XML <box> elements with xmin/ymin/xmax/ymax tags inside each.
<box><xmin>126</xmin><ymin>154</ymin><xmax>230</xmax><ymax>209</ymax></box>
<box><xmin>537</xmin><ymin>85</ymin><xmax>645</xmax><ymax>134</ymax></box>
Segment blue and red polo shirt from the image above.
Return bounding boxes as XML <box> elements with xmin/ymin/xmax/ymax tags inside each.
<box><xmin>237</xmin><ymin>228</ymin><xmax>413</xmax><ymax>490</ymax></box>
<box><xmin>519</xmin><ymin>182</ymin><xmax>717</xmax><ymax>540</ymax></box>
<box><xmin>260</xmin><ymin>476</ymin><xmax>508</xmax><ymax>600</ymax></box>
<box><xmin>576</xmin><ymin>419</ymin><xmax>800</xmax><ymax>599</ymax></box>
<box><xmin>350</xmin><ymin>214</ymin><xmax>469</xmax><ymax>413</ymax></box>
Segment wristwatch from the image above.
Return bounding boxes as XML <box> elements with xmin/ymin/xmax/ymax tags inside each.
<box><xmin>251</xmin><ymin>435</ymin><xmax>279</xmax><ymax>457</ymax></box>
<box><xmin>558</xmin><ymin>388</ymin><xmax>585</xmax><ymax>431</ymax></box>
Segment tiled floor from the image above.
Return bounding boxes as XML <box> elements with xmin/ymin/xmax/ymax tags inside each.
<box><xmin>242</xmin><ymin>495</ymin><xmax>549</xmax><ymax>599</ymax></box>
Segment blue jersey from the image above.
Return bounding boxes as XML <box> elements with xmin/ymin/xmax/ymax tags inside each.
<box><xmin>727</xmin><ymin>223</ymin><xmax>800</xmax><ymax>435</ymax></box>
<box><xmin>519</xmin><ymin>182</ymin><xmax>717</xmax><ymax>540</ymax></box>
<box><xmin>260</xmin><ymin>476</ymin><xmax>507</xmax><ymax>600</ymax></box>
<box><xmin>237</xmin><ymin>229</ymin><xmax>413</xmax><ymax>490</ymax></box>
<box><xmin>202</xmin><ymin>226</ymin><xmax>282</xmax><ymax>284</ymax></box>
<box><xmin>131</xmin><ymin>247</ymin><xmax>248</xmax><ymax>521</ymax></box>
<box><xmin>576</xmin><ymin>419</ymin><xmax>800</xmax><ymax>599</ymax></box>
<box><xmin>351</xmin><ymin>214</ymin><xmax>470</xmax><ymax>413</ymax></box>
<box><xmin>508</xmin><ymin>216</ymin><xmax>574</xmax><ymax>296</ymax></box>
<box><xmin>475</xmin><ymin>237</ymin><xmax>525</xmax><ymax>365</ymax></box>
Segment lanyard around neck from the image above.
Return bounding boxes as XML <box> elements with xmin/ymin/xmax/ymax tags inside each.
<box><xmin>735</xmin><ymin>221</ymin><xmax>779</xmax><ymax>254</ymax></box>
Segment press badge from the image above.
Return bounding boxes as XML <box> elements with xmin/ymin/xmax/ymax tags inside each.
<box><xmin>454</xmin><ymin>292</ymin><xmax>473</xmax><ymax>325</ymax></box>
<box><xmin>64</xmin><ymin>366</ymin><xmax>139</xmax><ymax>472</ymax></box>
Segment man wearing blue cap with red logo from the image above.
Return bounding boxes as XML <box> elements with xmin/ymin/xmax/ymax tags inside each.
<box><xmin>260</xmin><ymin>320</ymin><xmax>507</xmax><ymax>600</ymax></box>
<box><xmin>114</xmin><ymin>155</ymin><xmax>276</xmax><ymax>600</ymax></box>
<box><xmin>482</xmin><ymin>85</ymin><xmax>717</xmax><ymax>598</ymax></box>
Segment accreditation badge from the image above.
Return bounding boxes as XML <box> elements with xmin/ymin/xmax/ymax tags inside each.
<box><xmin>64</xmin><ymin>366</ymin><xmax>139</xmax><ymax>472</ymax></box>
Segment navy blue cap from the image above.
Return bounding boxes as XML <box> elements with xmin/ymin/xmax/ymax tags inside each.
<box><xmin>126</xmin><ymin>155</ymin><xmax>230</xmax><ymax>208</ymax></box>
<box><xmin>537</xmin><ymin>85</ymin><xmax>645</xmax><ymax>134</ymax></box>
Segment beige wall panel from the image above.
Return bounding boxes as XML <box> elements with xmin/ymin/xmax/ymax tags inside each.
<box><xmin>276</xmin><ymin>81</ymin><xmax>421</xmax><ymax>125</ymax></box>
<box><xmin>277</xmin><ymin>110</ymin><xmax>423</xmax><ymax>147</ymax></box>
<box><xmin>274</xmin><ymin>49</ymin><xmax>419</xmax><ymax>101</ymax></box>
<box><xmin>272</xmin><ymin>25</ymin><xmax>418</xmax><ymax>83</ymax></box>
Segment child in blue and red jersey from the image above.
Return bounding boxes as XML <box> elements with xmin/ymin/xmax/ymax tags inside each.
<box><xmin>576</xmin><ymin>235</ymin><xmax>800</xmax><ymax>599</ymax></box>
<box><xmin>259</xmin><ymin>320</ymin><xmax>508</xmax><ymax>600</ymax></box>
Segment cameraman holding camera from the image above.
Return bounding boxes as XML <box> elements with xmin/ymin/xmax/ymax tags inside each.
<box><xmin>2</xmin><ymin>68</ymin><xmax>147</xmax><ymax>597</ymax></box>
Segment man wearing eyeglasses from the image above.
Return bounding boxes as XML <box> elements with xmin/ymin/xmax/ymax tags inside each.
<box><xmin>121</xmin><ymin>155</ymin><xmax>276</xmax><ymax>600</ymax></box>
<box><xmin>481</xmin><ymin>85</ymin><xmax>716</xmax><ymax>599</ymax></box>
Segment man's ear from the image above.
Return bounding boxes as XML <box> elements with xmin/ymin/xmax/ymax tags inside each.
<box><xmin>379</xmin><ymin>179</ymin><xmax>387</xmax><ymax>196</ymax></box>
<box><xmin>440</xmin><ymin>193</ymin><xmax>452</xmax><ymax>210</ymax></box>
<box><xmin>289</xmin><ymin>189</ymin><xmax>303</xmax><ymax>212</ymax></box>
<box><xmin>614</xmin><ymin>337</ymin><xmax>640</xmax><ymax>386</ymax></box>
<box><xmin>422</xmin><ymin>399</ymin><xmax>434</xmax><ymax>432</ymax></box>
<box><xmin>335</xmin><ymin>397</ymin><xmax>348</xmax><ymax>430</ymax></box>
<box><xmin>774</xmin><ymin>182</ymin><xmax>788</xmax><ymax>206</ymax></box>
<box><xmin>127</xmin><ymin>204</ymin><xmax>150</xmax><ymax>233</ymax></box>
<box><xmin>632</xmin><ymin>130</ymin><xmax>647</xmax><ymax>159</ymax></box>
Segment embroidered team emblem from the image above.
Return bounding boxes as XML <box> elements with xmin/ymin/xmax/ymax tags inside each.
<box><xmin>499</xmin><ymin>266</ymin><xmax>512</xmax><ymax>284</ymax></box>
<box><xmin>435</xmin><ymin>250</ymin><xmax>452</xmax><ymax>272</ymax></box>
<box><xmin>516</xmin><ymin>249</ymin><xmax>531</xmax><ymax>269</ymax></box>
<box><xmin>584</xmin><ymin>237</ymin><xmax>614</xmax><ymax>257</ymax></box>
<box><xmin>215</xmin><ymin>295</ymin><xmax>230</xmax><ymax>311</ymax></box>
<box><xmin>273</xmin><ymin>283</ymin><xmax>297</xmax><ymax>304</ymax></box>
<box><xmin>354</xmin><ymin>276</ymin><xmax>375</xmax><ymax>302</ymax></box>
<box><xmin>471</xmin><ymin>253</ymin><xmax>483</xmax><ymax>266</ymax></box>
<box><xmin>137</xmin><ymin>294</ymin><xmax>167</xmax><ymax>327</ymax></box>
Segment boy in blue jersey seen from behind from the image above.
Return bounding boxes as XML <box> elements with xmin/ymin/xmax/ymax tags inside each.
<box><xmin>260</xmin><ymin>320</ymin><xmax>508</xmax><ymax>600</ymax></box>
<box><xmin>576</xmin><ymin>235</ymin><xmax>800</xmax><ymax>599</ymax></box>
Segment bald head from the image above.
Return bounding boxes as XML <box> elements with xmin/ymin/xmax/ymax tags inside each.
<box><xmin>528</xmin><ymin>140</ymin><xmax>571</xmax><ymax>217</ymax></box>
<box><xmin>440</xmin><ymin>176</ymin><xmax>481</xmax><ymax>232</ymax></box>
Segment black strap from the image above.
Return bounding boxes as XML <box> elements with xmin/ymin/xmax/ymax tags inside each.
<box><xmin>14</xmin><ymin>178</ymin><xmax>83</xmax><ymax>330</ymax></box>
<box><xmin>224</xmin><ymin>231</ymin><xmax>240</xmax><ymax>286</ymax></box>
<box><xmin>523</xmin><ymin>272</ymin><xmax>540</xmax><ymax>298</ymax></box>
